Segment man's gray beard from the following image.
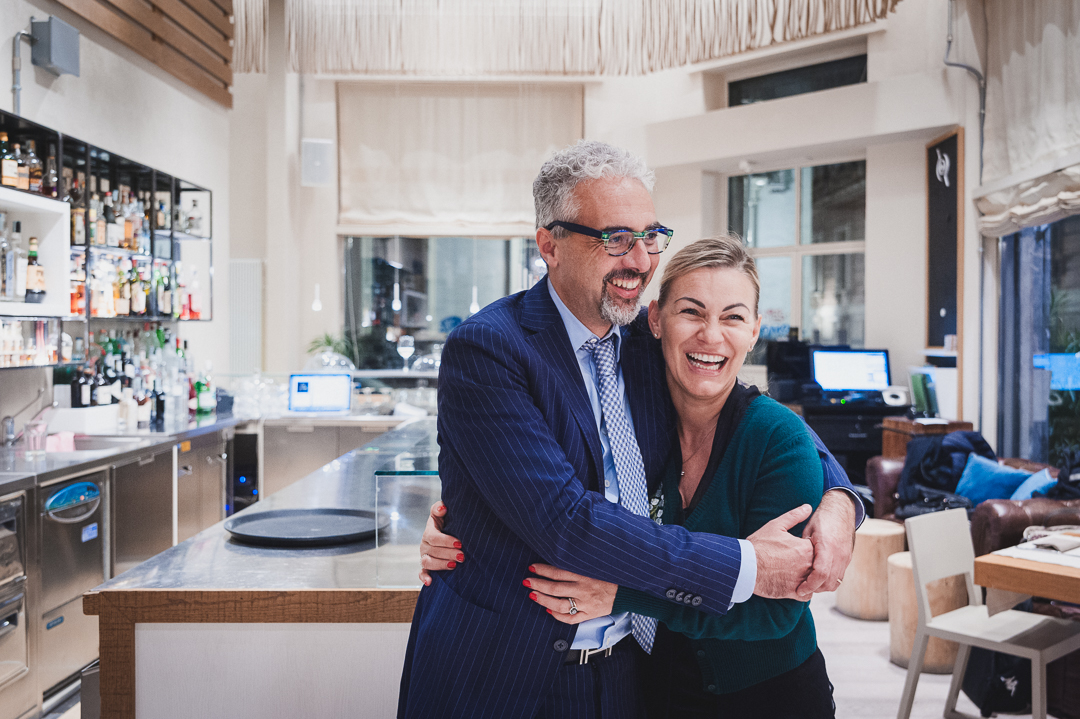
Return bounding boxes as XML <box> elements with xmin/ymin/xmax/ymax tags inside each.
<box><xmin>600</xmin><ymin>292</ymin><xmax>642</xmax><ymax>327</ymax></box>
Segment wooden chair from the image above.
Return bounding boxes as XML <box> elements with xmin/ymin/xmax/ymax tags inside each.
<box><xmin>896</xmin><ymin>509</ymin><xmax>1080</xmax><ymax>719</ymax></box>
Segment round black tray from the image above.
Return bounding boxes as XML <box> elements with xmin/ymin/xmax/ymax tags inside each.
<box><xmin>224</xmin><ymin>508</ymin><xmax>388</xmax><ymax>548</ymax></box>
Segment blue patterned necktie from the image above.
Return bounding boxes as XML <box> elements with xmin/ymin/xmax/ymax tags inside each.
<box><xmin>583</xmin><ymin>334</ymin><xmax>658</xmax><ymax>654</ymax></box>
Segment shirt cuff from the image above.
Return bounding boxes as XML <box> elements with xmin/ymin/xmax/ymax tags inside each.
<box><xmin>731</xmin><ymin>538</ymin><xmax>757</xmax><ymax>606</ymax></box>
<box><xmin>826</xmin><ymin>486</ymin><xmax>866</xmax><ymax>529</ymax></box>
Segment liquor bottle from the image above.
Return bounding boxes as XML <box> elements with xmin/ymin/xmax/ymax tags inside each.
<box><xmin>0</xmin><ymin>211</ymin><xmax>8</xmax><ymax>298</ymax></box>
<box><xmin>10</xmin><ymin>221</ymin><xmax>26</xmax><ymax>301</ymax></box>
<box><xmin>12</xmin><ymin>144</ymin><xmax>29</xmax><ymax>191</ymax></box>
<box><xmin>152</xmin><ymin>377</ymin><xmax>166</xmax><ymax>426</ymax></box>
<box><xmin>115</xmin><ymin>259</ymin><xmax>131</xmax><ymax>316</ymax></box>
<box><xmin>72</xmin><ymin>367</ymin><xmax>92</xmax><ymax>408</ymax></box>
<box><xmin>195</xmin><ymin>361</ymin><xmax>216</xmax><ymax>415</ymax></box>
<box><xmin>24</xmin><ymin>237</ymin><xmax>45</xmax><ymax>303</ymax></box>
<box><xmin>186</xmin><ymin>200</ymin><xmax>203</xmax><ymax>235</ymax></box>
<box><xmin>130</xmin><ymin>264</ymin><xmax>147</xmax><ymax>316</ymax></box>
<box><xmin>24</xmin><ymin>141</ymin><xmax>42</xmax><ymax>194</ymax></box>
<box><xmin>70</xmin><ymin>179</ymin><xmax>86</xmax><ymax>245</ymax></box>
<box><xmin>0</xmin><ymin>133</ymin><xmax>17</xmax><ymax>187</ymax></box>
<box><xmin>189</xmin><ymin>269</ymin><xmax>201</xmax><ymax>319</ymax></box>
<box><xmin>43</xmin><ymin>144</ymin><xmax>58</xmax><ymax>198</ymax></box>
<box><xmin>105</xmin><ymin>192</ymin><xmax>122</xmax><ymax>247</ymax></box>
<box><xmin>156</xmin><ymin>200</ymin><xmax>168</xmax><ymax>230</ymax></box>
<box><xmin>91</xmin><ymin>363</ymin><xmax>108</xmax><ymax>406</ymax></box>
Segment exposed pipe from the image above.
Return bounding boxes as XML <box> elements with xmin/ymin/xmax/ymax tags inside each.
<box><xmin>11</xmin><ymin>22</ymin><xmax>35</xmax><ymax>116</ymax></box>
<box><xmin>945</xmin><ymin>0</ymin><xmax>988</xmax><ymax>430</ymax></box>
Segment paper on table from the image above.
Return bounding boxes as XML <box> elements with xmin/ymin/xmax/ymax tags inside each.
<box><xmin>994</xmin><ymin>544</ymin><xmax>1080</xmax><ymax>570</ymax></box>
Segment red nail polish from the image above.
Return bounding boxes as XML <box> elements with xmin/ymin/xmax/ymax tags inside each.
<box><xmin>453</xmin><ymin>541</ymin><xmax>462</xmax><ymax>549</ymax></box>
<box><xmin>528</xmin><ymin>565</ymin><xmax>536</xmax><ymax>573</ymax></box>
<box><xmin>522</xmin><ymin>579</ymin><xmax>531</xmax><ymax>588</ymax></box>
<box><xmin>447</xmin><ymin>561</ymin><xmax>456</xmax><ymax>569</ymax></box>
<box><xmin>457</xmin><ymin>553</ymin><xmax>464</xmax><ymax>561</ymax></box>
<box><xmin>529</xmin><ymin>592</ymin><xmax>537</xmax><ymax>601</ymax></box>
<box><xmin>546</xmin><ymin>608</ymin><xmax>552</xmax><ymax>614</ymax></box>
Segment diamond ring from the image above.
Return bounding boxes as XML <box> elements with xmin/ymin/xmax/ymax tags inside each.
<box><xmin>568</xmin><ymin>597</ymin><xmax>579</xmax><ymax>615</ymax></box>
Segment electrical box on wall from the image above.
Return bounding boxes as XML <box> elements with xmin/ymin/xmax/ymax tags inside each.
<box><xmin>31</xmin><ymin>17</ymin><xmax>80</xmax><ymax>77</ymax></box>
<box><xmin>301</xmin><ymin>139</ymin><xmax>334</xmax><ymax>187</ymax></box>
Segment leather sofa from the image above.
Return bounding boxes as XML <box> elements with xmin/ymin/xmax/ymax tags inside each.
<box><xmin>864</xmin><ymin>456</ymin><xmax>1080</xmax><ymax>556</ymax></box>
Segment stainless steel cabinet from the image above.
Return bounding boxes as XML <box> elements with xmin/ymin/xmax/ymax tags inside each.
<box><xmin>177</xmin><ymin>433</ymin><xmax>227</xmax><ymax>543</ymax></box>
<box><xmin>112</xmin><ymin>451</ymin><xmax>173</xmax><ymax>577</ymax></box>
<box><xmin>262</xmin><ymin>425</ymin><xmax>340</xmax><ymax>496</ymax></box>
<box><xmin>37</xmin><ymin>470</ymin><xmax>105</xmax><ymax>694</ymax></box>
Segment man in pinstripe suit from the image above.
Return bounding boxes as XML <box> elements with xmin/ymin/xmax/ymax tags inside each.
<box><xmin>398</xmin><ymin>141</ymin><xmax>862</xmax><ymax>719</ymax></box>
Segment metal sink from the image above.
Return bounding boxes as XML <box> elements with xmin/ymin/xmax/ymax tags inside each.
<box><xmin>70</xmin><ymin>436</ymin><xmax>145</xmax><ymax>452</ymax></box>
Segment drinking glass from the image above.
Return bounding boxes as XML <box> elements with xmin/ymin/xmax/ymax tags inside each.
<box><xmin>24</xmin><ymin>419</ymin><xmax>48</xmax><ymax>458</ymax></box>
<box><xmin>397</xmin><ymin>335</ymin><xmax>415</xmax><ymax>371</ymax></box>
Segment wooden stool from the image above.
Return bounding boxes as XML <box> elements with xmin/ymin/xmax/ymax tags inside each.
<box><xmin>888</xmin><ymin>551</ymin><xmax>967</xmax><ymax>673</ymax></box>
<box><xmin>836</xmin><ymin>518</ymin><xmax>907</xmax><ymax>620</ymax></box>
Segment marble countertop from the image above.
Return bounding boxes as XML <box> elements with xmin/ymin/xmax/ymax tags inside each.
<box><xmin>91</xmin><ymin>417</ymin><xmax>438</xmax><ymax>592</ymax></box>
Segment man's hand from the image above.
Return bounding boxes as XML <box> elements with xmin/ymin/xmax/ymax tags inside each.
<box><xmin>749</xmin><ymin>504</ymin><xmax>814</xmax><ymax>599</ymax></box>
<box><xmin>419</xmin><ymin>501</ymin><xmax>464</xmax><ymax>586</ymax></box>
<box><xmin>794</xmin><ymin>490</ymin><xmax>858</xmax><ymax>599</ymax></box>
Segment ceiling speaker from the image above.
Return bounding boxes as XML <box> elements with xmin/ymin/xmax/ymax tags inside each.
<box><xmin>301</xmin><ymin>138</ymin><xmax>334</xmax><ymax>187</ymax></box>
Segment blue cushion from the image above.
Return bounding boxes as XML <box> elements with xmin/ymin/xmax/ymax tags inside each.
<box><xmin>1009</xmin><ymin>468</ymin><xmax>1056</xmax><ymax>500</ymax></box>
<box><xmin>955</xmin><ymin>455</ymin><xmax>1032</xmax><ymax>506</ymax></box>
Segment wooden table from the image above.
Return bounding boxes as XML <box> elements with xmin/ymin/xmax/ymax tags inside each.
<box><xmin>974</xmin><ymin>553</ymin><xmax>1080</xmax><ymax>607</ymax></box>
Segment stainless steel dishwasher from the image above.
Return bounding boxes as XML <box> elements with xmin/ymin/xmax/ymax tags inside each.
<box><xmin>38</xmin><ymin>471</ymin><xmax>105</xmax><ymax>694</ymax></box>
<box><xmin>0</xmin><ymin>491</ymin><xmax>32</xmax><ymax>719</ymax></box>
<box><xmin>112</xmin><ymin>450</ymin><xmax>173</xmax><ymax>577</ymax></box>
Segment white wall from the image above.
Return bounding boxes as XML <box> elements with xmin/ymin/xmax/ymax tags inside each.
<box><xmin>0</xmin><ymin>0</ymin><xmax>231</xmax><ymax>375</ymax></box>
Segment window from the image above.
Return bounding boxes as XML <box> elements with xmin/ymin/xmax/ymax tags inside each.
<box><xmin>728</xmin><ymin>160</ymin><xmax>866</xmax><ymax>349</ymax></box>
<box><xmin>342</xmin><ymin>236</ymin><xmax>545</xmax><ymax>368</ymax></box>
<box><xmin>727</xmin><ymin>55</ymin><xmax>868</xmax><ymax>107</ymax></box>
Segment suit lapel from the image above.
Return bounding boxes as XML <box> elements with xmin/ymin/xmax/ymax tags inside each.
<box><xmin>621</xmin><ymin>315</ymin><xmax>676</xmax><ymax>489</ymax></box>
<box><xmin>521</xmin><ymin>279</ymin><xmax>605</xmax><ymax>483</ymax></box>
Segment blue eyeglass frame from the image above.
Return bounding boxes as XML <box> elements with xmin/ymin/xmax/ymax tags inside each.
<box><xmin>544</xmin><ymin>221</ymin><xmax>674</xmax><ymax>256</ymax></box>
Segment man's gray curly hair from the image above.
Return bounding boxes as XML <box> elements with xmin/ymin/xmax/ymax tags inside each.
<box><xmin>533</xmin><ymin>140</ymin><xmax>656</xmax><ymax>237</ymax></box>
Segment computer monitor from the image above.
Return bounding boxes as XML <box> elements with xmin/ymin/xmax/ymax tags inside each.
<box><xmin>288</xmin><ymin>374</ymin><xmax>352</xmax><ymax>413</ymax></box>
<box><xmin>810</xmin><ymin>349</ymin><xmax>891</xmax><ymax>392</ymax></box>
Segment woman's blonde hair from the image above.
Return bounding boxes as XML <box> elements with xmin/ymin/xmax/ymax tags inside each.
<box><xmin>657</xmin><ymin>235</ymin><xmax>760</xmax><ymax>313</ymax></box>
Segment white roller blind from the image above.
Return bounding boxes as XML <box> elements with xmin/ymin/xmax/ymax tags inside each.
<box><xmin>337</xmin><ymin>82</ymin><xmax>583</xmax><ymax>237</ymax></box>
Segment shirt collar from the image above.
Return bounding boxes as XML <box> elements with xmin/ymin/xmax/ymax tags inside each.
<box><xmin>547</xmin><ymin>277</ymin><xmax>623</xmax><ymax>360</ymax></box>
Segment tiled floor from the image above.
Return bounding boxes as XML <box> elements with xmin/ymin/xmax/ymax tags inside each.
<box><xmin>43</xmin><ymin>593</ymin><xmax>1045</xmax><ymax>718</ymax></box>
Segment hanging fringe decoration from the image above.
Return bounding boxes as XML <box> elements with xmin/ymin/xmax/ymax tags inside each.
<box><xmin>234</xmin><ymin>0</ymin><xmax>268</xmax><ymax>74</ymax></box>
<box><xmin>236</xmin><ymin>0</ymin><xmax>901</xmax><ymax>76</ymax></box>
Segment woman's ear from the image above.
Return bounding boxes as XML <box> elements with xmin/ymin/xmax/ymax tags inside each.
<box><xmin>647</xmin><ymin>300</ymin><xmax>661</xmax><ymax>339</ymax></box>
<box><xmin>750</xmin><ymin>313</ymin><xmax>762</xmax><ymax>349</ymax></box>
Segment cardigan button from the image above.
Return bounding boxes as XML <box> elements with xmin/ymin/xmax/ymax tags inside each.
<box><xmin>691</xmin><ymin>596</ymin><xmax>703</xmax><ymax>607</ymax></box>
<box><xmin>553</xmin><ymin>639</ymin><xmax>569</xmax><ymax>652</ymax></box>
<box><xmin>666</xmin><ymin>589</ymin><xmax>677</xmax><ymax>600</ymax></box>
<box><xmin>707</xmin><ymin>684</ymin><xmax>717</xmax><ymax>692</ymax></box>
<box><xmin>697</xmin><ymin>650</ymin><xmax>706</xmax><ymax>658</ymax></box>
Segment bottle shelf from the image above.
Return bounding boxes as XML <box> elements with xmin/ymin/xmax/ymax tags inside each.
<box><xmin>87</xmin><ymin>245</ymin><xmax>154</xmax><ymax>261</ymax></box>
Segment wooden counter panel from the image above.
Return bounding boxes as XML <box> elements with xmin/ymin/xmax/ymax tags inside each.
<box><xmin>85</xmin><ymin>588</ymin><xmax>420</xmax><ymax>623</ymax></box>
<box><xmin>974</xmin><ymin>554</ymin><xmax>1080</xmax><ymax>604</ymax></box>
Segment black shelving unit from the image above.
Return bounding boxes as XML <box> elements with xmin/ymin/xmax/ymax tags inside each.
<box><xmin>0</xmin><ymin>107</ymin><xmax>214</xmax><ymax>369</ymax></box>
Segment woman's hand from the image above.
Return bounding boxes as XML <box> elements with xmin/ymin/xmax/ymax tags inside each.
<box><xmin>419</xmin><ymin>501</ymin><xmax>464</xmax><ymax>586</ymax></box>
<box><xmin>524</xmin><ymin>564</ymin><xmax>617</xmax><ymax>625</ymax></box>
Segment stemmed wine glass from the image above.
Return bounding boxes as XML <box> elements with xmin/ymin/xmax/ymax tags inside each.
<box><xmin>397</xmin><ymin>335</ymin><xmax>415</xmax><ymax>371</ymax></box>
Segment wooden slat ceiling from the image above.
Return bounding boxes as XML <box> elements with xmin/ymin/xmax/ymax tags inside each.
<box><xmin>56</xmin><ymin>0</ymin><xmax>233</xmax><ymax>108</ymax></box>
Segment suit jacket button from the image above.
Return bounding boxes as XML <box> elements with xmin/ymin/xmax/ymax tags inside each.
<box><xmin>674</xmin><ymin>591</ymin><xmax>685</xmax><ymax>602</ymax></box>
<box><xmin>691</xmin><ymin>596</ymin><xmax>703</xmax><ymax>607</ymax></box>
<box><xmin>666</xmin><ymin>589</ymin><xmax>677</xmax><ymax>600</ymax></box>
<box><xmin>553</xmin><ymin>640</ymin><xmax>569</xmax><ymax>652</ymax></box>
<box><xmin>683</xmin><ymin>594</ymin><xmax>693</xmax><ymax>605</ymax></box>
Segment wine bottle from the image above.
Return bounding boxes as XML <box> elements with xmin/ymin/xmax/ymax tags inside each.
<box><xmin>25</xmin><ymin>141</ymin><xmax>42</xmax><ymax>194</ymax></box>
<box><xmin>13</xmin><ymin>144</ymin><xmax>29</xmax><ymax>191</ymax></box>
<box><xmin>24</xmin><ymin>237</ymin><xmax>45</xmax><ymax>303</ymax></box>
<box><xmin>0</xmin><ymin>133</ymin><xmax>17</xmax><ymax>188</ymax></box>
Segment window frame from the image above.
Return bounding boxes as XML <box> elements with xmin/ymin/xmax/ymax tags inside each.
<box><xmin>728</xmin><ymin>153</ymin><xmax>867</xmax><ymax>345</ymax></box>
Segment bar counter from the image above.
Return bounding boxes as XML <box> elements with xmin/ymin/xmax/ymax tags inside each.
<box><xmin>83</xmin><ymin>417</ymin><xmax>436</xmax><ymax>719</ymax></box>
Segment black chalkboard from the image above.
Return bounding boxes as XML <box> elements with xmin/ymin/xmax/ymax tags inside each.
<box><xmin>927</xmin><ymin>131</ymin><xmax>961</xmax><ymax>347</ymax></box>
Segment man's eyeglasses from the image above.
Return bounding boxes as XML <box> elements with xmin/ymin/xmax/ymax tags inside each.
<box><xmin>544</xmin><ymin>221</ymin><xmax>674</xmax><ymax>257</ymax></box>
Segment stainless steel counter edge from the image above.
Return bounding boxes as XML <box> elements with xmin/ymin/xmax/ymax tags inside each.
<box><xmin>0</xmin><ymin>415</ymin><xmax>246</xmax><ymax>486</ymax></box>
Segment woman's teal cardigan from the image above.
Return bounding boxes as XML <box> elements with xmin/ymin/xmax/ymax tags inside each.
<box><xmin>611</xmin><ymin>395</ymin><xmax>824</xmax><ymax>694</ymax></box>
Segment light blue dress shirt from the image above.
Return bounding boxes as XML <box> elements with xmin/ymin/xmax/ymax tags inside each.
<box><xmin>547</xmin><ymin>279</ymin><xmax>756</xmax><ymax>650</ymax></box>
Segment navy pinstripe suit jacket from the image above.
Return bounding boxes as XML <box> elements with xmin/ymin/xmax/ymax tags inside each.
<box><xmin>397</xmin><ymin>278</ymin><xmax>846</xmax><ymax>718</ymax></box>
